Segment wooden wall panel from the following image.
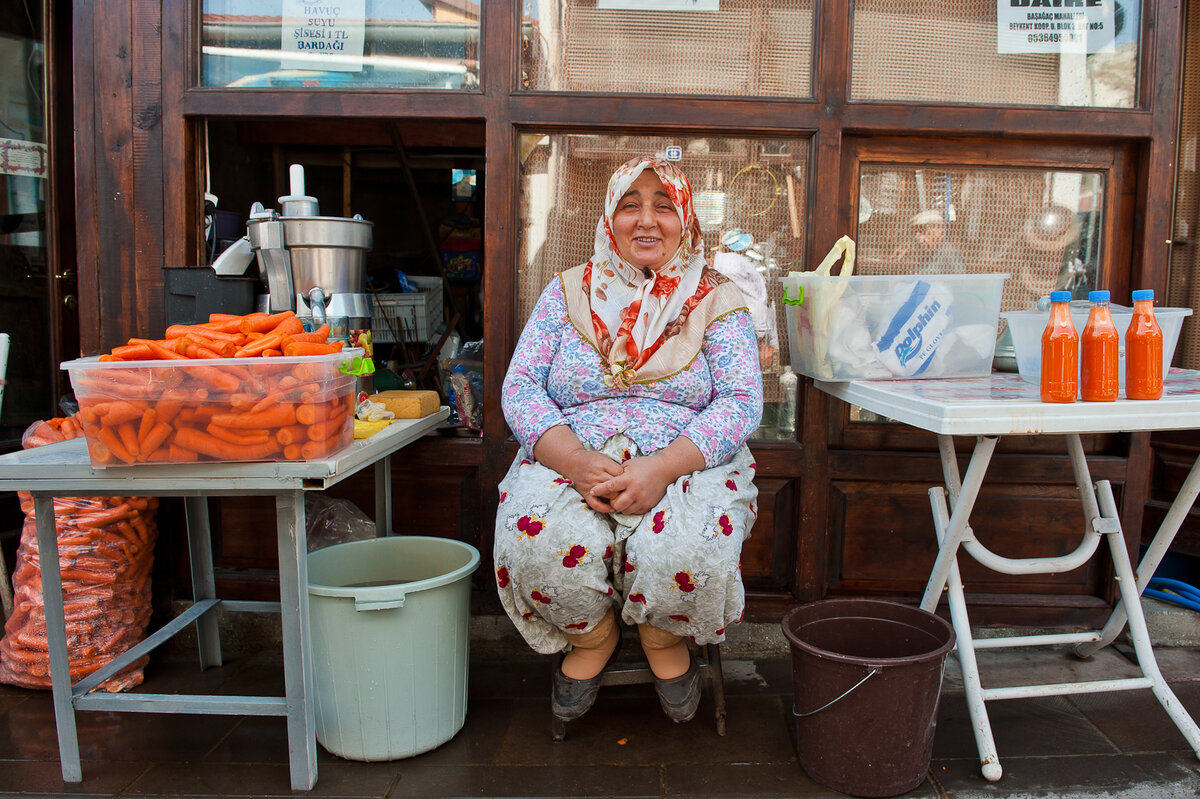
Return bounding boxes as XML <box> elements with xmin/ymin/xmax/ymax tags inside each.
<box><xmin>830</xmin><ymin>480</ymin><xmax>1109</xmax><ymax>599</ymax></box>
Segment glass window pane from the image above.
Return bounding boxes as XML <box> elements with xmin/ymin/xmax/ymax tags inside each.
<box><xmin>518</xmin><ymin>133</ymin><xmax>810</xmax><ymax>441</ymax></box>
<box><xmin>201</xmin><ymin>1</ymin><xmax>480</xmax><ymax>89</ymax></box>
<box><xmin>521</xmin><ymin>0</ymin><xmax>814</xmax><ymax>97</ymax></box>
<box><xmin>857</xmin><ymin>165</ymin><xmax>1104</xmax><ymax>307</ymax></box>
<box><xmin>852</xmin><ymin>0</ymin><xmax>1140</xmax><ymax>108</ymax></box>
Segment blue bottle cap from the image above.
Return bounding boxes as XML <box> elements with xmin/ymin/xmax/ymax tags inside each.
<box><xmin>1088</xmin><ymin>290</ymin><xmax>1110</xmax><ymax>302</ymax></box>
<box><xmin>1049</xmin><ymin>291</ymin><xmax>1072</xmax><ymax>302</ymax></box>
<box><xmin>1131</xmin><ymin>289</ymin><xmax>1154</xmax><ymax>302</ymax></box>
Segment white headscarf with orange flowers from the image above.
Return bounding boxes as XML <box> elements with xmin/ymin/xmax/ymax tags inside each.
<box><xmin>586</xmin><ymin>157</ymin><xmax>707</xmax><ymax>381</ymax></box>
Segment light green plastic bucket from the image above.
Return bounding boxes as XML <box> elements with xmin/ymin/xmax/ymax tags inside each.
<box><xmin>306</xmin><ymin>535</ymin><xmax>480</xmax><ymax>761</ymax></box>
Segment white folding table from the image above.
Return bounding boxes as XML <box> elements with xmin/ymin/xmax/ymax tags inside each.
<box><xmin>0</xmin><ymin>408</ymin><xmax>448</xmax><ymax>791</ymax></box>
<box><xmin>816</xmin><ymin>372</ymin><xmax>1200</xmax><ymax>781</ymax></box>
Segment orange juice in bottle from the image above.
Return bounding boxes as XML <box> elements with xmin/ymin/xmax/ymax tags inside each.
<box><xmin>1081</xmin><ymin>290</ymin><xmax>1119</xmax><ymax>402</ymax></box>
<box><xmin>1125</xmin><ymin>288</ymin><xmax>1163</xmax><ymax>400</ymax></box>
<box><xmin>1040</xmin><ymin>290</ymin><xmax>1078</xmax><ymax>403</ymax></box>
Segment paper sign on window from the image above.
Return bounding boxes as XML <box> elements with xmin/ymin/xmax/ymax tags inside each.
<box><xmin>996</xmin><ymin>0</ymin><xmax>1128</xmax><ymax>55</ymax></box>
<box><xmin>280</xmin><ymin>0</ymin><xmax>367</xmax><ymax>72</ymax></box>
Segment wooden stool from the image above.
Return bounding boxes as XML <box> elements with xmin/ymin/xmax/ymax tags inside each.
<box><xmin>551</xmin><ymin>641</ymin><xmax>727</xmax><ymax>741</ymax></box>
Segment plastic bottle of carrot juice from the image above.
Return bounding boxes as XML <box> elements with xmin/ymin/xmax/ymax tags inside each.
<box><xmin>1125</xmin><ymin>288</ymin><xmax>1163</xmax><ymax>400</ymax></box>
<box><xmin>1081</xmin><ymin>290</ymin><xmax>1119</xmax><ymax>402</ymax></box>
<box><xmin>1040</xmin><ymin>290</ymin><xmax>1078</xmax><ymax>403</ymax></box>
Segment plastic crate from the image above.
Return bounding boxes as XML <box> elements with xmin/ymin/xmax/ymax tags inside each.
<box><xmin>779</xmin><ymin>272</ymin><xmax>1009</xmax><ymax>381</ymax></box>
<box><xmin>372</xmin><ymin>276</ymin><xmax>444</xmax><ymax>343</ymax></box>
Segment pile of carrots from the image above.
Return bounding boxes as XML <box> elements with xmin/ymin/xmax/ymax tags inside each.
<box><xmin>0</xmin><ymin>415</ymin><xmax>159</xmax><ymax>693</ymax></box>
<box><xmin>73</xmin><ymin>311</ymin><xmax>356</xmax><ymax>465</ymax></box>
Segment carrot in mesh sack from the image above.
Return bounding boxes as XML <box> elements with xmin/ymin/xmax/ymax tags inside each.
<box><xmin>0</xmin><ymin>416</ymin><xmax>159</xmax><ymax>693</ymax></box>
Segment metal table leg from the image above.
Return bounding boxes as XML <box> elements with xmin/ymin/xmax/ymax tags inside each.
<box><xmin>34</xmin><ymin>493</ymin><xmax>82</xmax><ymax>782</ymax></box>
<box><xmin>1076</xmin><ymin>450</ymin><xmax>1200</xmax><ymax>658</ymax></box>
<box><xmin>275</xmin><ymin>490</ymin><xmax>318</xmax><ymax>791</ymax></box>
<box><xmin>184</xmin><ymin>497</ymin><xmax>222</xmax><ymax>669</ymax></box>
<box><xmin>375</xmin><ymin>452</ymin><xmax>392</xmax><ymax>536</ymax></box>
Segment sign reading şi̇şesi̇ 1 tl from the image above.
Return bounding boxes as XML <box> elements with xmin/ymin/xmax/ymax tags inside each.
<box><xmin>280</xmin><ymin>0</ymin><xmax>366</xmax><ymax>72</ymax></box>
<box><xmin>996</xmin><ymin>0</ymin><xmax>1124</xmax><ymax>54</ymax></box>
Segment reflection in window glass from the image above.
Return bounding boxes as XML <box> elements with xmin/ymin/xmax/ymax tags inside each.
<box><xmin>200</xmin><ymin>1</ymin><xmax>479</xmax><ymax>89</ymax></box>
<box><xmin>856</xmin><ymin>166</ymin><xmax>1104</xmax><ymax>311</ymax></box>
<box><xmin>517</xmin><ymin>133</ymin><xmax>810</xmax><ymax>440</ymax></box>
<box><xmin>521</xmin><ymin>0</ymin><xmax>813</xmax><ymax>97</ymax></box>
<box><xmin>852</xmin><ymin>0</ymin><xmax>1139</xmax><ymax>108</ymax></box>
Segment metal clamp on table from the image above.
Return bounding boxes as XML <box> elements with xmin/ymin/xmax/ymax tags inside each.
<box><xmin>0</xmin><ymin>409</ymin><xmax>448</xmax><ymax>791</ymax></box>
<box><xmin>816</xmin><ymin>373</ymin><xmax>1200</xmax><ymax>781</ymax></box>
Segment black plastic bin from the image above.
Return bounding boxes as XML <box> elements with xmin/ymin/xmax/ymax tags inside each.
<box><xmin>163</xmin><ymin>265</ymin><xmax>258</xmax><ymax>326</ymax></box>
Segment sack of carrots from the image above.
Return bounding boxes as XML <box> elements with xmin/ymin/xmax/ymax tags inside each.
<box><xmin>61</xmin><ymin>310</ymin><xmax>362</xmax><ymax>466</ymax></box>
<box><xmin>0</xmin><ymin>416</ymin><xmax>159</xmax><ymax>692</ymax></box>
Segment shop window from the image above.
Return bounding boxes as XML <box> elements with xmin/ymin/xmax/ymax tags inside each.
<box><xmin>520</xmin><ymin>0</ymin><xmax>814</xmax><ymax>97</ymax></box>
<box><xmin>851</xmin><ymin>0</ymin><xmax>1140</xmax><ymax>108</ymax></box>
<box><xmin>200</xmin><ymin>1</ymin><xmax>480</xmax><ymax>89</ymax></box>
<box><xmin>847</xmin><ymin>164</ymin><xmax>1105</xmax><ymax>425</ymax></box>
<box><xmin>517</xmin><ymin>132</ymin><xmax>809</xmax><ymax>441</ymax></box>
<box><xmin>857</xmin><ymin>165</ymin><xmax>1104</xmax><ymax>308</ymax></box>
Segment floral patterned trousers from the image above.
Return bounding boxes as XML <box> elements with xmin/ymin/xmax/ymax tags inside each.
<box><xmin>494</xmin><ymin>434</ymin><xmax>757</xmax><ymax>655</ymax></box>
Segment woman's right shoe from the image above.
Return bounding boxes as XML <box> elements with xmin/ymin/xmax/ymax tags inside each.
<box><xmin>551</xmin><ymin>664</ymin><xmax>604</xmax><ymax>722</ymax></box>
<box><xmin>551</xmin><ymin>635</ymin><xmax>623</xmax><ymax>722</ymax></box>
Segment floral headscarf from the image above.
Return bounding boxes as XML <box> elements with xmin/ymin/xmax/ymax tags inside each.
<box><xmin>587</xmin><ymin>157</ymin><xmax>708</xmax><ymax>382</ymax></box>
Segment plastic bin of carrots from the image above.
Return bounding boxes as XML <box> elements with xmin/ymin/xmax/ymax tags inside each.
<box><xmin>62</xmin><ymin>349</ymin><xmax>362</xmax><ymax>467</ymax></box>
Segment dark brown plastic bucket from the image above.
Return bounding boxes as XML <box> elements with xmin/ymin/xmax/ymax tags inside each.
<box><xmin>781</xmin><ymin>599</ymin><xmax>955</xmax><ymax>798</ymax></box>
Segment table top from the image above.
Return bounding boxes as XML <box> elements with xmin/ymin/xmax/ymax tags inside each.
<box><xmin>0</xmin><ymin>409</ymin><xmax>449</xmax><ymax>495</ymax></box>
<box><xmin>815</xmin><ymin>370</ymin><xmax>1200</xmax><ymax>436</ymax></box>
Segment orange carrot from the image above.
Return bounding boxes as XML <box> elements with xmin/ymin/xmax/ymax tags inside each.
<box><xmin>136</xmin><ymin>408</ymin><xmax>158</xmax><ymax>446</ymax></box>
<box><xmin>116</xmin><ymin>421</ymin><xmax>141</xmax><ymax>459</ymax></box>
<box><xmin>205</xmin><ymin>424</ymin><xmax>271</xmax><ymax>446</ymax></box>
<box><xmin>127</xmin><ymin>338</ymin><xmax>187</xmax><ymax>361</ymax></box>
<box><xmin>97</xmin><ymin>426</ymin><xmax>136</xmax><ymax>464</ymax></box>
<box><xmin>209</xmin><ymin>404</ymin><xmax>297</xmax><ymax>429</ymax></box>
<box><xmin>102</xmin><ymin>400</ymin><xmax>148</xmax><ymax>426</ymax></box>
<box><xmin>173</xmin><ymin>427</ymin><xmax>281</xmax><ymax>460</ymax></box>
<box><xmin>140</xmin><ymin>422</ymin><xmax>173</xmax><ymax>454</ymax></box>
<box><xmin>274</xmin><ymin>424</ymin><xmax>309</xmax><ymax>446</ymax></box>
<box><xmin>239</xmin><ymin>311</ymin><xmax>296</xmax><ymax>335</ymax></box>
<box><xmin>283</xmin><ymin>341</ymin><xmax>344</xmax><ymax>357</ymax></box>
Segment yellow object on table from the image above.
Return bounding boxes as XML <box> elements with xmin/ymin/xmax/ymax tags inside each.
<box><xmin>367</xmin><ymin>390</ymin><xmax>440</xmax><ymax>419</ymax></box>
<box><xmin>353</xmin><ymin>419</ymin><xmax>395</xmax><ymax>439</ymax></box>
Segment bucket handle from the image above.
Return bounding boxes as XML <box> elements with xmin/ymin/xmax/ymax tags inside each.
<box><xmin>354</xmin><ymin>595</ymin><xmax>406</xmax><ymax>612</ymax></box>
<box><xmin>792</xmin><ymin>667</ymin><xmax>878</xmax><ymax>717</ymax></box>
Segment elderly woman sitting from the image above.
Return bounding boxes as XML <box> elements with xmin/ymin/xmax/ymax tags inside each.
<box><xmin>494</xmin><ymin>155</ymin><xmax>763</xmax><ymax>725</ymax></box>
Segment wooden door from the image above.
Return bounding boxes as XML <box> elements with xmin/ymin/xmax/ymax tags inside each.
<box><xmin>816</xmin><ymin>135</ymin><xmax>1144</xmax><ymax>624</ymax></box>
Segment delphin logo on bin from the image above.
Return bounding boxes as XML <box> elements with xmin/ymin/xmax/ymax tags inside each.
<box><xmin>874</xmin><ymin>279</ymin><xmax>951</xmax><ymax>376</ymax></box>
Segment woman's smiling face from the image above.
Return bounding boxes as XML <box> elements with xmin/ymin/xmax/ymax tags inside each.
<box><xmin>612</xmin><ymin>169</ymin><xmax>683</xmax><ymax>272</ymax></box>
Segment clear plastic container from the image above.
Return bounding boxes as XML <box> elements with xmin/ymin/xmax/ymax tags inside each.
<box><xmin>1002</xmin><ymin>304</ymin><xmax>1192</xmax><ymax>387</ymax></box>
<box><xmin>62</xmin><ymin>349</ymin><xmax>362</xmax><ymax>466</ymax></box>
<box><xmin>778</xmin><ymin>272</ymin><xmax>1008</xmax><ymax>380</ymax></box>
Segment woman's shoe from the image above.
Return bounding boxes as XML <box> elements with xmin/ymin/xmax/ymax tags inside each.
<box><xmin>653</xmin><ymin>654</ymin><xmax>701</xmax><ymax>723</ymax></box>
<box><xmin>551</xmin><ymin>635</ymin><xmax>623</xmax><ymax>722</ymax></box>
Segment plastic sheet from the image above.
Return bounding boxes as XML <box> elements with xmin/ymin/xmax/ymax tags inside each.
<box><xmin>0</xmin><ymin>416</ymin><xmax>159</xmax><ymax>692</ymax></box>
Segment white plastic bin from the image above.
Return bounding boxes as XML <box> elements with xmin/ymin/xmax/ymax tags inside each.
<box><xmin>307</xmin><ymin>535</ymin><xmax>480</xmax><ymax>761</ymax></box>
<box><xmin>1002</xmin><ymin>304</ymin><xmax>1192</xmax><ymax>388</ymax></box>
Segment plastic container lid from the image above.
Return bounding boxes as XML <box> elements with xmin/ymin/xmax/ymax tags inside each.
<box><xmin>1049</xmin><ymin>291</ymin><xmax>1072</xmax><ymax>302</ymax></box>
<box><xmin>1132</xmin><ymin>289</ymin><xmax>1155</xmax><ymax>302</ymax></box>
<box><xmin>1089</xmin><ymin>290</ymin><xmax>1111</xmax><ymax>302</ymax></box>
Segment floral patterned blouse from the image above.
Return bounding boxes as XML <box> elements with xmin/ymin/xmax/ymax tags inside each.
<box><xmin>502</xmin><ymin>275</ymin><xmax>764</xmax><ymax>468</ymax></box>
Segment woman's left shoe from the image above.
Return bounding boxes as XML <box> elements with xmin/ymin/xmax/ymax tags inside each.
<box><xmin>653</xmin><ymin>654</ymin><xmax>701</xmax><ymax>723</ymax></box>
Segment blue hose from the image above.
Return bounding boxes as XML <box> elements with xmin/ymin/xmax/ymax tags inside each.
<box><xmin>1145</xmin><ymin>577</ymin><xmax>1200</xmax><ymax>613</ymax></box>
